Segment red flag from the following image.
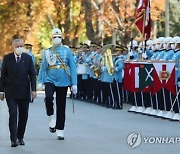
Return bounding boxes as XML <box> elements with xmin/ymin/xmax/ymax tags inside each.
<box><xmin>123</xmin><ymin>62</ymin><xmax>139</xmax><ymax>92</ymax></box>
<box><xmin>135</xmin><ymin>0</ymin><xmax>151</xmax><ymax>40</ymax></box>
<box><xmin>153</xmin><ymin>63</ymin><xmax>176</xmax><ymax>95</ymax></box>
<box><xmin>123</xmin><ymin>62</ymin><xmax>131</xmax><ymax>91</ymax></box>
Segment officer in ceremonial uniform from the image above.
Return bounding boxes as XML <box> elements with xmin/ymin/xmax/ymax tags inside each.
<box><xmin>38</xmin><ymin>28</ymin><xmax>77</xmax><ymax>140</ymax></box>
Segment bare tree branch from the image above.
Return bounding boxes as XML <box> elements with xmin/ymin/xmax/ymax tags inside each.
<box><xmin>90</xmin><ymin>0</ymin><xmax>114</xmax><ymax>30</ymax></box>
<box><xmin>47</xmin><ymin>14</ymin><xmax>55</xmax><ymax>29</ymax></box>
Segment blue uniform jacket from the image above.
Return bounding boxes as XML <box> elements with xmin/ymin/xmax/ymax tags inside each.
<box><xmin>146</xmin><ymin>49</ymin><xmax>153</xmax><ymax>59</ymax></box>
<box><xmin>113</xmin><ymin>56</ymin><xmax>124</xmax><ymax>83</ymax></box>
<box><xmin>155</xmin><ymin>50</ymin><xmax>165</xmax><ymax>60</ymax></box>
<box><xmin>172</xmin><ymin>50</ymin><xmax>180</xmax><ymax>85</ymax></box>
<box><xmin>38</xmin><ymin>45</ymin><xmax>77</xmax><ymax>86</ymax></box>
<box><xmin>161</xmin><ymin>49</ymin><xmax>174</xmax><ymax>61</ymax></box>
<box><xmin>150</xmin><ymin>51</ymin><xmax>159</xmax><ymax>60</ymax></box>
<box><xmin>100</xmin><ymin>66</ymin><xmax>113</xmax><ymax>83</ymax></box>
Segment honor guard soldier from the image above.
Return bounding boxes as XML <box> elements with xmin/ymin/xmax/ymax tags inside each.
<box><xmin>145</xmin><ymin>40</ymin><xmax>154</xmax><ymax>59</ymax></box>
<box><xmin>161</xmin><ymin>37</ymin><xmax>174</xmax><ymax>60</ymax></box>
<box><xmin>154</xmin><ymin>37</ymin><xmax>165</xmax><ymax>60</ymax></box>
<box><xmin>37</xmin><ymin>28</ymin><xmax>77</xmax><ymax>140</ymax></box>
<box><xmin>150</xmin><ymin>39</ymin><xmax>159</xmax><ymax>60</ymax></box>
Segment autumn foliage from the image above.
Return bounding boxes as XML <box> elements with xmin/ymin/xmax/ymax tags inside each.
<box><xmin>0</xmin><ymin>0</ymin><xmax>166</xmax><ymax>55</ymax></box>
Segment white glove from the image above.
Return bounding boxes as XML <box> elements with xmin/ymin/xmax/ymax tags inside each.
<box><xmin>71</xmin><ymin>85</ymin><xmax>77</xmax><ymax>95</ymax></box>
<box><xmin>115</xmin><ymin>67</ymin><xmax>118</xmax><ymax>72</ymax></box>
<box><xmin>128</xmin><ymin>51</ymin><xmax>133</xmax><ymax>56</ymax></box>
<box><xmin>138</xmin><ymin>48</ymin><xmax>143</xmax><ymax>54</ymax></box>
<box><xmin>142</xmin><ymin>52</ymin><xmax>147</xmax><ymax>59</ymax></box>
<box><xmin>37</xmin><ymin>83</ymin><xmax>45</xmax><ymax>91</ymax></box>
<box><xmin>178</xmin><ymin>81</ymin><xmax>180</xmax><ymax>88</ymax></box>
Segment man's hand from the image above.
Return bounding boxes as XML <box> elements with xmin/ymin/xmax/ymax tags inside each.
<box><xmin>31</xmin><ymin>91</ymin><xmax>37</xmax><ymax>99</ymax></box>
<box><xmin>0</xmin><ymin>93</ymin><xmax>4</xmax><ymax>101</ymax></box>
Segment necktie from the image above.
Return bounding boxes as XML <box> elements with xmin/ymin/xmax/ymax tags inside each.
<box><xmin>17</xmin><ymin>56</ymin><xmax>20</xmax><ymax>64</ymax></box>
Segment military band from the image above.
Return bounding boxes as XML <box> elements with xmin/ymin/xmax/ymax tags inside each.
<box><xmin>72</xmin><ymin>36</ymin><xmax>180</xmax><ymax>119</ymax></box>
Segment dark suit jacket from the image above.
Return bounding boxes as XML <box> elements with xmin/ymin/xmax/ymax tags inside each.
<box><xmin>0</xmin><ymin>52</ymin><xmax>36</xmax><ymax>101</ymax></box>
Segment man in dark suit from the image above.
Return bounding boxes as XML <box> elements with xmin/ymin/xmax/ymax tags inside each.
<box><xmin>0</xmin><ymin>39</ymin><xmax>37</xmax><ymax>147</ymax></box>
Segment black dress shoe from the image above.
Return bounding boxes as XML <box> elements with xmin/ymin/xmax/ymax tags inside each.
<box><xmin>18</xmin><ymin>139</ymin><xmax>25</xmax><ymax>145</ymax></box>
<box><xmin>11</xmin><ymin>141</ymin><xmax>18</xmax><ymax>147</ymax></box>
<box><xmin>57</xmin><ymin>136</ymin><xmax>64</xmax><ymax>140</ymax></box>
<box><xmin>49</xmin><ymin>127</ymin><xmax>56</xmax><ymax>133</ymax></box>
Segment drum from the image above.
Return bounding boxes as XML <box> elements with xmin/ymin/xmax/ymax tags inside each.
<box><xmin>77</xmin><ymin>64</ymin><xmax>88</xmax><ymax>74</ymax></box>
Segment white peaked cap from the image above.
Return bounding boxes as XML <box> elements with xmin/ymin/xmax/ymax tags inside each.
<box><xmin>51</xmin><ymin>28</ymin><xmax>62</xmax><ymax>37</ymax></box>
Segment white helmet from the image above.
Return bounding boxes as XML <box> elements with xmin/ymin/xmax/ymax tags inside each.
<box><xmin>151</xmin><ymin>40</ymin><xmax>156</xmax><ymax>51</ymax></box>
<box><xmin>164</xmin><ymin>37</ymin><xmax>173</xmax><ymax>49</ymax></box>
<box><xmin>51</xmin><ymin>28</ymin><xmax>62</xmax><ymax>37</ymax></box>
<box><xmin>171</xmin><ymin>36</ymin><xmax>179</xmax><ymax>49</ymax></box>
<box><xmin>176</xmin><ymin>37</ymin><xmax>180</xmax><ymax>44</ymax></box>
<box><xmin>173</xmin><ymin>36</ymin><xmax>180</xmax><ymax>49</ymax></box>
<box><xmin>146</xmin><ymin>40</ymin><xmax>153</xmax><ymax>50</ymax></box>
<box><xmin>155</xmin><ymin>37</ymin><xmax>165</xmax><ymax>50</ymax></box>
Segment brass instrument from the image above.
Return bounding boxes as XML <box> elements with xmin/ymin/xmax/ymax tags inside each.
<box><xmin>91</xmin><ymin>44</ymin><xmax>126</xmax><ymax>77</ymax></box>
<box><xmin>92</xmin><ymin>65</ymin><xmax>101</xmax><ymax>78</ymax></box>
<box><xmin>104</xmin><ymin>49</ymin><xmax>114</xmax><ymax>75</ymax></box>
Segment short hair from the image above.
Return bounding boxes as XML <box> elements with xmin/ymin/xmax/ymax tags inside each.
<box><xmin>12</xmin><ymin>39</ymin><xmax>24</xmax><ymax>47</ymax></box>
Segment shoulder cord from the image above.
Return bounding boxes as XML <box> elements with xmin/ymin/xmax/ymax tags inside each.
<box><xmin>50</xmin><ymin>48</ymin><xmax>71</xmax><ymax>78</ymax></box>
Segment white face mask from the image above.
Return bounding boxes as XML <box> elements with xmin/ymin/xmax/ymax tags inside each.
<box><xmin>15</xmin><ymin>47</ymin><xmax>24</xmax><ymax>56</ymax></box>
<box><xmin>151</xmin><ymin>46</ymin><xmax>155</xmax><ymax>51</ymax></box>
<box><xmin>155</xmin><ymin>44</ymin><xmax>160</xmax><ymax>50</ymax></box>
<box><xmin>163</xmin><ymin>44</ymin><xmax>167</xmax><ymax>50</ymax></box>
<box><xmin>52</xmin><ymin>37</ymin><xmax>62</xmax><ymax>45</ymax></box>
<box><xmin>171</xmin><ymin>44</ymin><xmax>175</xmax><ymax>50</ymax></box>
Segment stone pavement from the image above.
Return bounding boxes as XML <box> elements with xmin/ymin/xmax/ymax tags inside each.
<box><xmin>0</xmin><ymin>92</ymin><xmax>180</xmax><ymax>154</ymax></box>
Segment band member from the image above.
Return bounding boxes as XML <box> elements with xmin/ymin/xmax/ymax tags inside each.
<box><xmin>0</xmin><ymin>38</ymin><xmax>37</xmax><ymax>147</ymax></box>
<box><xmin>38</xmin><ymin>28</ymin><xmax>77</xmax><ymax>140</ymax></box>
<box><xmin>112</xmin><ymin>46</ymin><xmax>124</xmax><ymax>109</ymax></box>
<box><xmin>24</xmin><ymin>43</ymin><xmax>36</xmax><ymax>66</ymax></box>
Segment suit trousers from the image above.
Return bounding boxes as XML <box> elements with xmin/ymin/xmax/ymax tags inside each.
<box><xmin>6</xmin><ymin>98</ymin><xmax>29</xmax><ymax>142</ymax></box>
<box><xmin>45</xmin><ymin>82</ymin><xmax>68</xmax><ymax>130</ymax></box>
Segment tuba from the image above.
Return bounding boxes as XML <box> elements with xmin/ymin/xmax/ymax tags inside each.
<box><xmin>102</xmin><ymin>44</ymin><xmax>115</xmax><ymax>76</ymax></box>
<box><xmin>104</xmin><ymin>49</ymin><xmax>114</xmax><ymax>75</ymax></box>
